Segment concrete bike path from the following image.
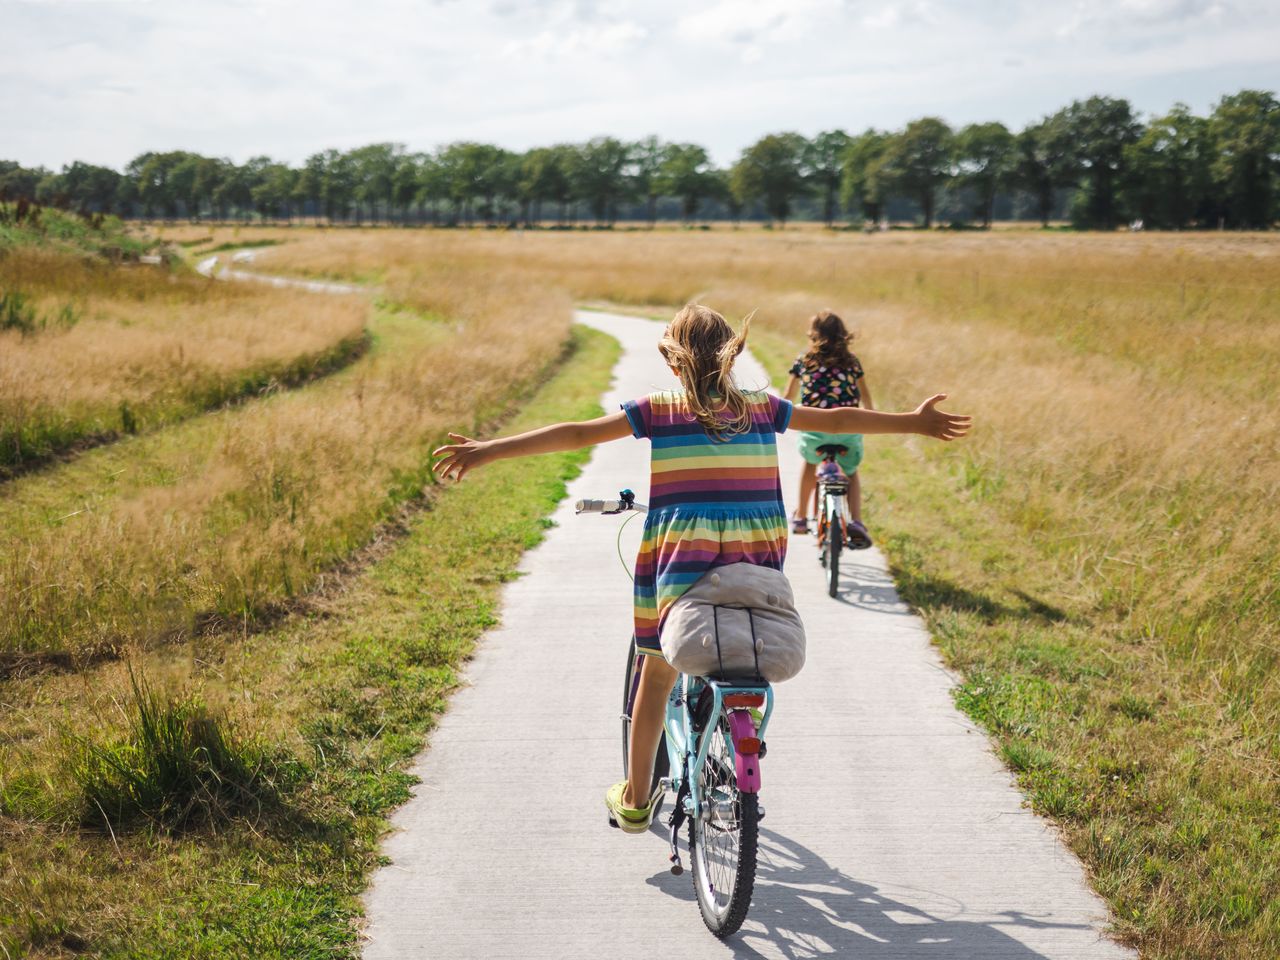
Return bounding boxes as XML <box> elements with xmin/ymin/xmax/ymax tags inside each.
<box><xmin>362</xmin><ymin>309</ymin><xmax>1132</xmax><ymax>960</ymax></box>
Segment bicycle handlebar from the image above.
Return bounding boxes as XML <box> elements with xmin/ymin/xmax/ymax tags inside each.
<box><xmin>574</xmin><ymin>498</ymin><xmax>648</xmax><ymax>515</ymax></box>
<box><xmin>575</xmin><ymin>489</ymin><xmax>647</xmax><ymax>515</ymax></box>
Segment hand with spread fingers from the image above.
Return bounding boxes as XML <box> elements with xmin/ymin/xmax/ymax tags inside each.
<box><xmin>432</xmin><ymin>433</ymin><xmax>491</xmax><ymax>483</ymax></box>
<box><xmin>431</xmin><ymin>413</ymin><xmax>635</xmax><ymax>483</ymax></box>
<box><xmin>911</xmin><ymin>394</ymin><xmax>972</xmax><ymax>441</ymax></box>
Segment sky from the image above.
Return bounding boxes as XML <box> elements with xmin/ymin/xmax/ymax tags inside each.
<box><xmin>5</xmin><ymin>0</ymin><xmax>1280</xmax><ymax>171</ymax></box>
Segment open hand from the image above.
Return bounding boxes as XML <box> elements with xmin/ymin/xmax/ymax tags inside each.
<box><xmin>913</xmin><ymin>395</ymin><xmax>972</xmax><ymax>441</ymax></box>
<box><xmin>431</xmin><ymin>433</ymin><xmax>491</xmax><ymax>482</ymax></box>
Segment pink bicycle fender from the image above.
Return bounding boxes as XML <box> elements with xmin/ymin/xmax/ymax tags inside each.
<box><xmin>728</xmin><ymin>709</ymin><xmax>762</xmax><ymax>793</ymax></box>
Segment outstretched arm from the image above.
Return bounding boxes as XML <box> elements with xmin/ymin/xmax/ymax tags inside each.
<box><xmin>783</xmin><ymin>374</ymin><xmax>800</xmax><ymax>402</ymax></box>
<box><xmin>857</xmin><ymin>376</ymin><xmax>874</xmax><ymax>411</ymax></box>
<box><xmin>433</xmin><ymin>410</ymin><xmax>633</xmax><ymax>482</ymax></box>
<box><xmin>790</xmin><ymin>394</ymin><xmax>970</xmax><ymax>441</ymax></box>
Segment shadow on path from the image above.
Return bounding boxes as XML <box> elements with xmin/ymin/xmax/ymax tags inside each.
<box><xmin>831</xmin><ymin>555</ymin><xmax>916</xmax><ymax>616</ymax></box>
<box><xmin>809</xmin><ymin>546</ymin><xmax>1071</xmax><ymax>627</ymax></box>
<box><xmin>648</xmin><ymin>829</ymin><xmax>1092</xmax><ymax>959</ymax></box>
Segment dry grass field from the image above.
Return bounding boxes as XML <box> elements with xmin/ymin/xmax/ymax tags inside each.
<box><xmin>230</xmin><ymin>225</ymin><xmax>1279</xmax><ymax>958</ymax></box>
<box><xmin>0</xmin><ymin>230</ymin><xmax>571</xmax><ymax>667</ymax></box>
<box><xmin>0</xmin><ymin>244</ymin><xmax>368</xmax><ymax>477</ymax></box>
<box><xmin>2</xmin><ymin>222</ymin><xmax>1277</xmax><ymax>958</ymax></box>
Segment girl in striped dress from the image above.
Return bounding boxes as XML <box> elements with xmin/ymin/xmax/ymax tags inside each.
<box><xmin>432</xmin><ymin>304</ymin><xmax>970</xmax><ymax>833</ymax></box>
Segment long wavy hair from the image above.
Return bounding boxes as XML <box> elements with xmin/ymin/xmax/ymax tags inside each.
<box><xmin>658</xmin><ymin>303</ymin><xmax>752</xmax><ymax>440</ymax></box>
<box><xmin>800</xmin><ymin>309</ymin><xmax>857</xmax><ymax>371</ymax></box>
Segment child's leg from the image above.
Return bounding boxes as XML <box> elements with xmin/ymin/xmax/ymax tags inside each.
<box><xmin>847</xmin><ymin>470</ymin><xmax>863</xmax><ymax>523</ymax></box>
<box><xmin>795</xmin><ymin>462</ymin><xmax>817</xmax><ymax>522</ymax></box>
<box><xmin>623</xmin><ymin>654</ymin><xmax>677</xmax><ymax>809</ymax></box>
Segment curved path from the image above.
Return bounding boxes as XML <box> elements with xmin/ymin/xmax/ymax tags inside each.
<box><xmin>361</xmin><ymin>309</ymin><xmax>1132</xmax><ymax>959</ymax></box>
<box><xmin>195</xmin><ymin>251</ymin><xmax>362</xmax><ymax>294</ymax></box>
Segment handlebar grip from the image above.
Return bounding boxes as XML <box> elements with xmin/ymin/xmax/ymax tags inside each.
<box><xmin>575</xmin><ymin>498</ymin><xmax>626</xmax><ymax>514</ymax></box>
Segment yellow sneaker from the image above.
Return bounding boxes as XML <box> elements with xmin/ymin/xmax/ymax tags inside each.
<box><xmin>605</xmin><ymin>781</ymin><xmax>661</xmax><ymax>834</ymax></box>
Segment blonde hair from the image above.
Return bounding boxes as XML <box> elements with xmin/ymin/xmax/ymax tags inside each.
<box><xmin>658</xmin><ymin>303</ymin><xmax>752</xmax><ymax>440</ymax></box>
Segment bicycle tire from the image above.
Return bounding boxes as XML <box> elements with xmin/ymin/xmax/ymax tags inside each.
<box><xmin>621</xmin><ymin>638</ymin><xmax>669</xmax><ymax>797</ymax></box>
<box><xmin>689</xmin><ymin>716</ymin><xmax>759</xmax><ymax>938</ymax></box>
<box><xmin>825</xmin><ymin>495</ymin><xmax>842</xmax><ymax>598</ymax></box>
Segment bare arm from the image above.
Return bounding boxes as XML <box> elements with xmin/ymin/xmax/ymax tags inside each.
<box><xmin>783</xmin><ymin>374</ymin><xmax>800</xmax><ymax>402</ymax></box>
<box><xmin>857</xmin><ymin>376</ymin><xmax>874</xmax><ymax>411</ymax></box>
<box><xmin>790</xmin><ymin>394</ymin><xmax>970</xmax><ymax>441</ymax></box>
<box><xmin>432</xmin><ymin>410</ymin><xmax>633</xmax><ymax>482</ymax></box>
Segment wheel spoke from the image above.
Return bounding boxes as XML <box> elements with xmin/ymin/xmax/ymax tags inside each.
<box><xmin>693</xmin><ymin>721</ymin><xmax>743</xmax><ymax>918</ymax></box>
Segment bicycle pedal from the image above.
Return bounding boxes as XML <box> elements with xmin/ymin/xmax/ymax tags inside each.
<box><xmin>758</xmin><ymin>804</ymin><xmax>766</xmax><ymax>821</ymax></box>
<box><xmin>607</xmin><ymin>816</ymin><xmax>619</xmax><ymax>829</ymax></box>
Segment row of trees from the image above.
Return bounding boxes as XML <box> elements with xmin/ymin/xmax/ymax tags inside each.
<box><xmin>3</xmin><ymin>90</ymin><xmax>1277</xmax><ymax>230</ymax></box>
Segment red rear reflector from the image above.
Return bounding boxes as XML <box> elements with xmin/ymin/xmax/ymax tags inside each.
<box><xmin>724</xmin><ymin>694</ymin><xmax>764</xmax><ymax>708</ymax></box>
<box><xmin>736</xmin><ymin>737</ymin><xmax>761</xmax><ymax>754</ymax></box>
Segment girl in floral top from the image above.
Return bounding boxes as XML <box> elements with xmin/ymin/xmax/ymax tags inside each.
<box><xmin>783</xmin><ymin>310</ymin><xmax>875</xmax><ymax>548</ymax></box>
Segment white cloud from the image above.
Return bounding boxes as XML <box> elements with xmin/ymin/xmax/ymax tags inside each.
<box><xmin>1</xmin><ymin>0</ymin><xmax>1276</xmax><ymax>170</ymax></box>
<box><xmin>861</xmin><ymin>2</ymin><xmax>939</xmax><ymax>29</ymax></box>
<box><xmin>1056</xmin><ymin>0</ymin><xmax>1236</xmax><ymax>34</ymax></box>
<box><xmin>676</xmin><ymin>0</ymin><xmax>843</xmax><ymax>46</ymax></box>
<box><xmin>502</xmin><ymin>20</ymin><xmax>648</xmax><ymax>59</ymax></box>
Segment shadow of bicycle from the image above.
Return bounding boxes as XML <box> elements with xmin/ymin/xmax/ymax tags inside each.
<box><xmin>827</xmin><ymin>552</ymin><xmax>915</xmax><ymax>616</ymax></box>
<box><xmin>647</xmin><ymin>828</ymin><xmax>1092</xmax><ymax>959</ymax></box>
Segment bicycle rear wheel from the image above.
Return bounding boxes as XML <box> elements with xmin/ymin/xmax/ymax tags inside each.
<box><xmin>621</xmin><ymin>638</ymin><xmax>669</xmax><ymax>797</ymax></box>
<box><xmin>689</xmin><ymin>714</ymin><xmax>759</xmax><ymax>938</ymax></box>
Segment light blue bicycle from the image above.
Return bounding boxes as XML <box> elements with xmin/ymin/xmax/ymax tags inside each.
<box><xmin>577</xmin><ymin>489</ymin><xmax>775</xmax><ymax>938</ymax></box>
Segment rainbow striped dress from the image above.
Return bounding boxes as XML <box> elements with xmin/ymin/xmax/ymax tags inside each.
<box><xmin>622</xmin><ymin>389</ymin><xmax>793</xmax><ymax>656</ymax></box>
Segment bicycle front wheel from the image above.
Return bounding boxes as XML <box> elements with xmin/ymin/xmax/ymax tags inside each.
<box><xmin>689</xmin><ymin>715</ymin><xmax>759</xmax><ymax>938</ymax></box>
<box><xmin>824</xmin><ymin>496</ymin><xmax>843</xmax><ymax>598</ymax></box>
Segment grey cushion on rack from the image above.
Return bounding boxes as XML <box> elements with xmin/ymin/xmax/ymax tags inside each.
<box><xmin>660</xmin><ymin>562</ymin><xmax>806</xmax><ymax>683</ymax></box>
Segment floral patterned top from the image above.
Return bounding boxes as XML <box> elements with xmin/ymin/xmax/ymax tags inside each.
<box><xmin>789</xmin><ymin>353</ymin><xmax>865</xmax><ymax>409</ymax></box>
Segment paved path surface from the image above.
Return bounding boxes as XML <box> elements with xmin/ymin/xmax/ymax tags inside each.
<box><xmin>362</xmin><ymin>310</ymin><xmax>1133</xmax><ymax>960</ymax></box>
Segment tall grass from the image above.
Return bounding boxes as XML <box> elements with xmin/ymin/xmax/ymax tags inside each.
<box><xmin>70</xmin><ymin>666</ymin><xmax>285</xmax><ymax>831</ymax></box>
<box><xmin>0</xmin><ymin>246</ymin><xmax>368</xmax><ymax>476</ymax></box>
<box><xmin>0</xmin><ymin>248</ymin><xmax>570</xmax><ymax>663</ymax></box>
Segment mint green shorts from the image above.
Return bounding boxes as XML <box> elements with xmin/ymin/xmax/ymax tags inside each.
<box><xmin>798</xmin><ymin>432</ymin><xmax>863</xmax><ymax>475</ymax></box>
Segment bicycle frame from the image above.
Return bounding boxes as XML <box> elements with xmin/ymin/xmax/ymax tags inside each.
<box><xmin>815</xmin><ymin>454</ymin><xmax>849</xmax><ymax>546</ymax></box>
<box><xmin>665</xmin><ymin>675</ymin><xmax>774</xmax><ymax>822</ymax></box>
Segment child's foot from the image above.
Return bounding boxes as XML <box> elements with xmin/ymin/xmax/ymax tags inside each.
<box><xmin>605</xmin><ymin>781</ymin><xmax>662</xmax><ymax>834</ymax></box>
<box><xmin>846</xmin><ymin>520</ymin><xmax>873</xmax><ymax>549</ymax></box>
<box><xmin>791</xmin><ymin>517</ymin><xmax>810</xmax><ymax>535</ymax></box>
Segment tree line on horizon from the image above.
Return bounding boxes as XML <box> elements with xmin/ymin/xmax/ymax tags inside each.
<box><xmin>2</xmin><ymin>90</ymin><xmax>1277</xmax><ymax>231</ymax></box>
